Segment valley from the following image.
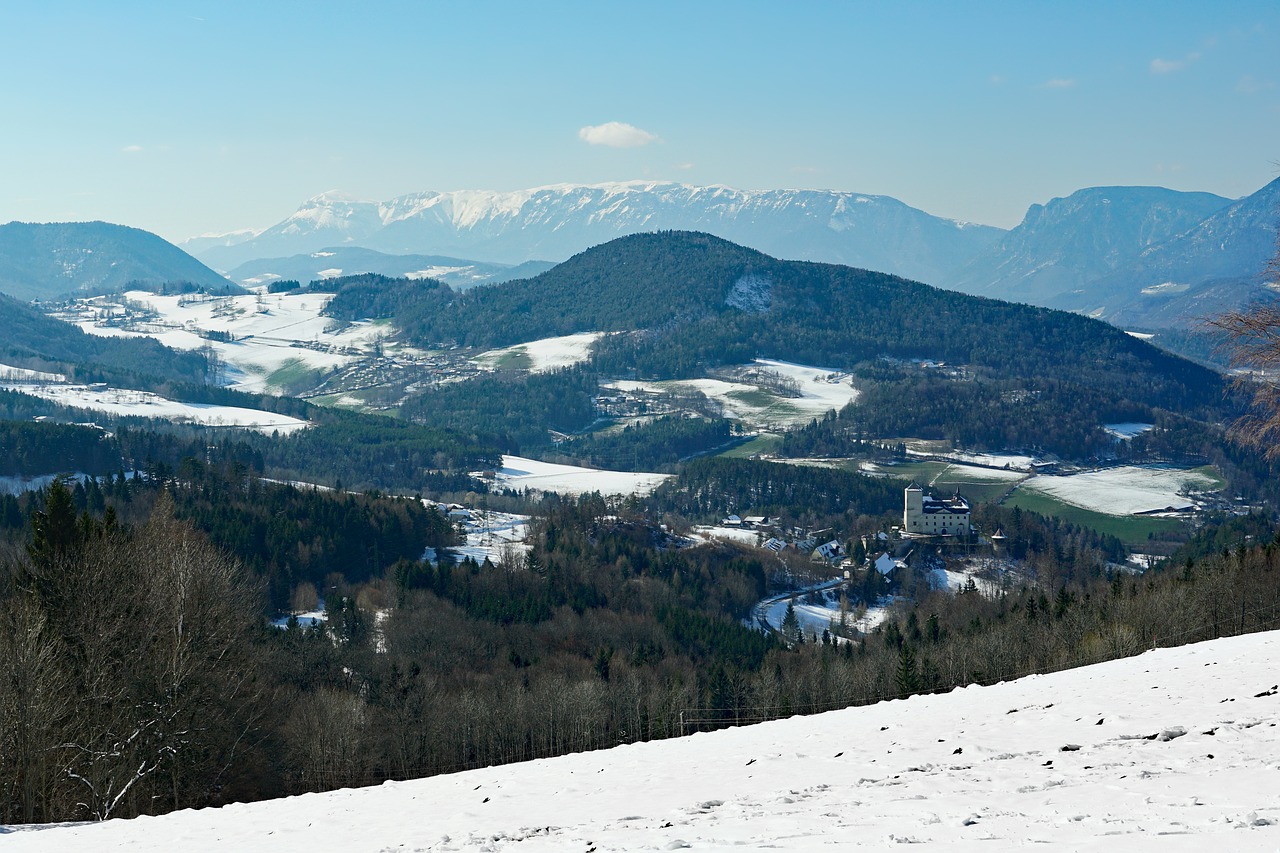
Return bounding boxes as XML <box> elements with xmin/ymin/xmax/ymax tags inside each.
<box><xmin>0</xmin><ymin>181</ymin><xmax>1273</xmax><ymax>845</ymax></box>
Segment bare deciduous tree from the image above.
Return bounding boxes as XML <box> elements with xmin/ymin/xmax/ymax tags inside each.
<box><xmin>1208</xmin><ymin>225</ymin><xmax>1280</xmax><ymax>456</ymax></box>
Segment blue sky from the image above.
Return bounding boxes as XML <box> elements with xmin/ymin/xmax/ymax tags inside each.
<box><xmin>2</xmin><ymin>1</ymin><xmax>1277</xmax><ymax>242</ymax></box>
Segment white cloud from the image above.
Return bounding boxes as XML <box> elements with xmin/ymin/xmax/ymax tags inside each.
<box><xmin>1150</xmin><ymin>52</ymin><xmax>1200</xmax><ymax>74</ymax></box>
<box><xmin>1044</xmin><ymin>78</ymin><xmax>1075</xmax><ymax>89</ymax></box>
<box><xmin>1236</xmin><ymin>74</ymin><xmax>1273</xmax><ymax>94</ymax></box>
<box><xmin>578</xmin><ymin>122</ymin><xmax>660</xmax><ymax>148</ymax></box>
<box><xmin>674</xmin><ymin>162</ymin><xmax>695</xmax><ymax>170</ymax></box>
<box><xmin>121</xmin><ymin>144</ymin><xmax>143</xmax><ymax>153</ymax></box>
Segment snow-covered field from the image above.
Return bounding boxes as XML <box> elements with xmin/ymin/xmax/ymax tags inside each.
<box><xmin>487</xmin><ymin>455</ymin><xmax>670</xmax><ymax>497</ymax></box>
<box><xmin>1105</xmin><ymin>422</ymin><xmax>1155</xmax><ymax>440</ymax></box>
<box><xmin>754</xmin><ymin>359</ymin><xmax>860</xmax><ymax>413</ymax></box>
<box><xmin>2</xmin><ymin>383</ymin><xmax>309</xmax><ymax>435</ymax></box>
<box><xmin>607</xmin><ymin>359</ymin><xmax>858</xmax><ymax>428</ymax></box>
<box><xmin>68</xmin><ymin>291</ymin><xmax>384</xmax><ymax>392</ymax></box>
<box><xmin>1019</xmin><ymin>464</ymin><xmax>1220</xmax><ymax>516</ymax></box>
<box><xmin>15</xmin><ymin>631</ymin><xmax>1280</xmax><ymax>851</ymax></box>
<box><xmin>0</xmin><ymin>473</ymin><xmax>62</xmax><ymax>496</ymax></box>
<box><xmin>930</xmin><ymin>462</ymin><xmax>1028</xmax><ymax>483</ymax></box>
<box><xmin>473</xmin><ymin>332</ymin><xmax>604</xmax><ymax>373</ymax></box>
<box><xmin>940</xmin><ymin>451</ymin><xmax>1040</xmax><ymax>470</ymax></box>
<box><xmin>449</xmin><ymin>510</ymin><xmax>531</xmax><ymax>565</ymax></box>
<box><xmin>691</xmin><ymin>524</ymin><xmax>764</xmax><ymax>546</ymax></box>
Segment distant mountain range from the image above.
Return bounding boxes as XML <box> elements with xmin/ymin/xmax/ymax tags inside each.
<box><xmin>225</xmin><ymin>247</ymin><xmax>554</xmax><ymax>291</ymax></box>
<box><xmin>4</xmin><ymin>176</ymin><xmax>1273</xmax><ymax>332</ymax></box>
<box><xmin>942</xmin><ymin>179</ymin><xmax>1280</xmax><ymax>328</ymax></box>
<box><xmin>0</xmin><ymin>221</ymin><xmax>235</xmax><ymax>302</ymax></box>
<box><xmin>189</xmin><ymin>178</ymin><xmax>1279</xmax><ymax>329</ymax></box>
<box><xmin>187</xmin><ymin>182</ymin><xmax>1006</xmax><ymax>286</ymax></box>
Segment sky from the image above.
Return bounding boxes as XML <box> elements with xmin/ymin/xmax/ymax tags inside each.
<box><xmin>2</xmin><ymin>1</ymin><xmax>1278</xmax><ymax>243</ymax></box>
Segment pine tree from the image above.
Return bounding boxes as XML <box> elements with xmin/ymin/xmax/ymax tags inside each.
<box><xmin>781</xmin><ymin>599</ymin><xmax>801</xmax><ymax>645</ymax></box>
<box><xmin>895</xmin><ymin>643</ymin><xmax>921</xmax><ymax>696</ymax></box>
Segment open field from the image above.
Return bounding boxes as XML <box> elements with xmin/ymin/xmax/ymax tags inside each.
<box><xmin>1004</xmin><ymin>489</ymin><xmax>1185</xmax><ymax>543</ymax></box>
<box><xmin>719</xmin><ymin>433</ymin><xmax>783</xmax><ymax>458</ymax></box>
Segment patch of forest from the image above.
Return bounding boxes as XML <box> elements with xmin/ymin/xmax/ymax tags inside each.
<box><xmin>637</xmin><ymin>457</ymin><xmax>907</xmax><ymax>529</ymax></box>
<box><xmin>548</xmin><ymin>415</ymin><xmax>735</xmax><ymax>472</ymax></box>
<box><xmin>400</xmin><ymin>365</ymin><xmax>599</xmax><ymax>452</ymax></box>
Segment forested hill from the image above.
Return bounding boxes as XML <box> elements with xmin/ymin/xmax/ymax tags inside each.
<box><xmin>327</xmin><ymin>231</ymin><xmax>1224</xmax><ymax>414</ymax></box>
<box><xmin>0</xmin><ymin>220</ymin><xmax>233</xmax><ymax>302</ymax></box>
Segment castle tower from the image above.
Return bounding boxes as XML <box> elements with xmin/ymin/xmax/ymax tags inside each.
<box><xmin>904</xmin><ymin>483</ymin><xmax>924</xmax><ymax>533</ymax></box>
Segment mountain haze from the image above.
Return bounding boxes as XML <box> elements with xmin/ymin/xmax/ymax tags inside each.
<box><xmin>0</xmin><ymin>221</ymin><xmax>233</xmax><ymax>302</ymax></box>
<box><xmin>942</xmin><ymin>179</ymin><xmax>1279</xmax><ymax>328</ymax></box>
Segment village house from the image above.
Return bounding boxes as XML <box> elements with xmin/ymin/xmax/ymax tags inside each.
<box><xmin>811</xmin><ymin>539</ymin><xmax>845</xmax><ymax>566</ymax></box>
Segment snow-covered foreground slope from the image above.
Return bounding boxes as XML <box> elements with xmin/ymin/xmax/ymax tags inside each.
<box><xmin>9</xmin><ymin>632</ymin><xmax>1280</xmax><ymax>851</ymax></box>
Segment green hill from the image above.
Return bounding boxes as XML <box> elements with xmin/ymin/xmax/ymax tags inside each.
<box><xmin>338</xmin><ymin>231</ymin><xmax>1223</xmax><ymax>417</ymax></box>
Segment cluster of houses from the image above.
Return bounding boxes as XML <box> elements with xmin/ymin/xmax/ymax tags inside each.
<box><xmin>719</xmin><ymin>483</ymin><xmax>977</xmax><ymax>579</ymax></box>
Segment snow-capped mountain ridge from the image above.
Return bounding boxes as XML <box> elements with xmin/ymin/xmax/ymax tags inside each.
<box><xmin>193</xmin><ymin>181</ymin><xmax>1006</xmax><ymax>282</ymax></box>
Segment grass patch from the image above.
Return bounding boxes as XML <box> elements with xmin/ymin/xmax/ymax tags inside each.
<box><xmin>1003</xmin><ymin>488</ymin><xmax>1185</xmax><ymax>544</ymax></box>
<box><xmin>267</xmin><ymin>358</ymin><xmax>325</xmax><ymax>395</ymax></box>
<box><xmin>864</xmin><ymin>460</ymin><xmax>951</xmax><ymax>482</ymax></box>
<box><xmin>934</xmin><ymin>478</ymin><xmax>1019</xmax><ymax>504</ymax></box>
<box><xmin>726</xmin><ymin>388</ymin><xmax>780</xmax><ymax>408</ymax></box>
<box><xmin>491</xmin><ymin>348</ymin><xmax>533</xmax><ymax>371</ymax></box>
<box><xmin>720</xmin><ymin>434</ymin><xmax>783</xmax><ymax>458</ymax></box>
<box><xmin>1188</xmin><ymin>464</ymin><xmax>1227</xmax><ymax>490</ymax></box>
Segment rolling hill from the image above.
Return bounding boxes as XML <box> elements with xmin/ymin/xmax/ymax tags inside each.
<box><xmin>342</xmin><ymin>231</ymin><xmax>1221</xmax><ymax>413</ymax></box>
<box><xmin>0</xmin><ymin>291</ymin><xmax>210</xmax><ymax>383</ymax></box>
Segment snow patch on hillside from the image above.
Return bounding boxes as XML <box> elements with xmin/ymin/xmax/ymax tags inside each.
<box><xmin>2</xmin><ymin>383</ymin><xmax>309</xmax><ymax>435</ymax></box>
<box><xmin>473</xmin><ymin>332</ymin><xmax>604</xmax><ymax>373</ymax></box>
<box><xmin>607</xmin><ymin>359</ymin><xmax>858</xmax><ymax>428</ymax></box>
<box><xmin>485</xmin><ymin>455</ymin><xmax>669</xmax><ymax>497</ymax></box>
<box><xmin>724</xmin><ymin>273</ymin><xmax>772</xmax><ymax>313</ymax></box>
<box><xmin>67</xmin><ymin>291</ymin><xmax>384</xmax><ymax>393</ymax></box>
<box><xmin>0</xmin><ymin>363</ymin><xmax>66</xmax><ymax>383</ymax></box>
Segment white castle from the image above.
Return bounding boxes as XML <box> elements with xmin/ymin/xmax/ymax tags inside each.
<box><xmin>903</xmin><ymin>483</ymin><xmax>971</xmax><ymax>536</ymax></box>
